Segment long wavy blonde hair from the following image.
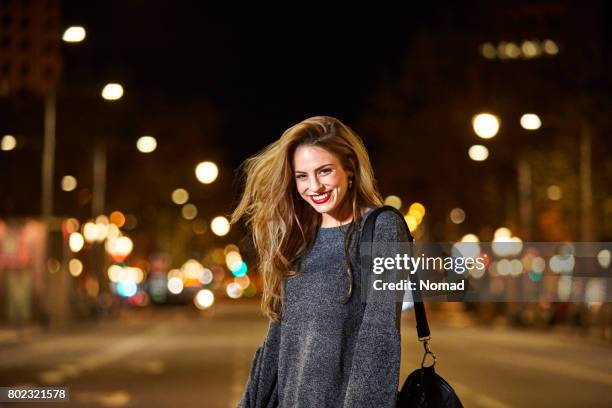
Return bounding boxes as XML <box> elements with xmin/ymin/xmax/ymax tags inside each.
<box><xmin>232</xmin><ymin>116</ymin><xmax>383</xmax><ymax>322</ymax></box>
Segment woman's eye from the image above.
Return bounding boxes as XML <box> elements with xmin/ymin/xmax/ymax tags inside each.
<box><xmin>318</xmin><ymin>168</ymin><xmax>331</xmax><ymax>175</ymax></box>
<box><xmin>296</xmin><ymin>174</ymin><xmax>307</xmax><ymax>180</ymax></box>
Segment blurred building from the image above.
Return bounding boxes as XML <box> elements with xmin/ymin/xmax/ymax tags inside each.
<box><xmin>0</xmin><ymin>0</ymin><xmax>62</xmax><ymax>96</ymax></box>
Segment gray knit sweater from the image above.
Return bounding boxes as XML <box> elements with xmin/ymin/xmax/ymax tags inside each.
<box><xmin>238</xmin><ymin>209</ymin><xmax>408</xmax><ymax>408</ymax></box>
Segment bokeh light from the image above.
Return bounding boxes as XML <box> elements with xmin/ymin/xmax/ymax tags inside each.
<box><xmin>167</xmin><ymin>277</ymin><xmax>184</xmax><ymax>295</ymax></box>
<box><xmin>69</xmin><ymin>232</ymin><xmax>85</xmax><ymax>252</ymax></box>
<box><xmin>384</xmin><ymin>195</ymin><xmax>402</xmax><ymax>210</ymax></box>
<box><xmin>195</xmin><ymin>161</ymin><xmax>219</xmax><ymax>184</ymax></box>
<box><xmin>1</xmin><ymin>134</ymin><xmax>17</xmax><ymax>151</ymax></box>
<box><xmin>547</xmin><ymin>185</ymin><xmax>562</xmax><ymax>201</ymax></box>
<box><xmin>171</xmin><ymin>188</ymin><xmax>189</xmax><ymax>205</ymax></box>
<box><xmin>449</xmin><ymin>208</ymin><xmax>465</xmax><ymax>224</ymax></box>
<box><xmin>211</xmin><ymin>216</ymin><xmax>230</xmax><ymax>236</ymax></box>
<box><xmin>68</xmin><ymin>259</ymin><xmax>83</xmax><ymax>277</ymax></box>
<box><xmin>110</xmin><ymin>211</ymin><xmax>126</xmax><ymax>227</ymax></box>
<box><xmin>62</xmin><ymin>26</ymin><xmax>86</xmax><ymax>42</ymax></box>
<box><xmin>182</xmin><ymin>204</ymin><xmax>198</xmax><ymax>220</ymax></box>
<box><xmin>101</xmin><ymin>83</ymin><xmax>124</xmax><ymax>100</ymax></box>
<box><xmin>520</xmin><ymin>113</ymin><xmax>542</xmax><ymax>130</ymax></box>
<box><xmin>195</xmin><ymin>289</ymin><xmax>215</xmax><ymax>309</ymax></box>
<box><xmin>61</xmin><ymin>175</ymin><xmax>77</xmax><ymax>192</ymax></box>
<box><xmin>136</xmin><ymin>136</ymin><xmax>157</xmax><ymax>153</ymax></box>
<box><xmin>226</xmin><ymin>282</ymin><xmax>243</xmax><ymax>299</ymax></box>
<box><xmin>468</xmin><ymin>145</ymin><xmax>489</xmax><ymax>162</ymax></box>
<box><xmin>472</xmin><ymin>113</ymin><xmax>500</xmax><ymax>139</ymax></box>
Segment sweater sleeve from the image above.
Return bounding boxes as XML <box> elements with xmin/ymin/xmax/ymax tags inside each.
<box><xmin>238</xmin><ymin>320</ymin><xmax>281</xmax><ymax>408</ymax></box>
<box><xmin>342</xmin><ymin>210</ymin><xmax>409</xmax><ymax>408</ymax></box>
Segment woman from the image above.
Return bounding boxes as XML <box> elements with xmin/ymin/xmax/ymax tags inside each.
<box><xmin>233</xmin><ymin>116</ymin><xmax>408</xmax><ymax>407</ymax></box>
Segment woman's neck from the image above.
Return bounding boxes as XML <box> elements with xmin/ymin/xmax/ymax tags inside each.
<box><xmin>320</xmin><ymin>200</ymin><xmax>355</xmax><ymax>227</ymax></box>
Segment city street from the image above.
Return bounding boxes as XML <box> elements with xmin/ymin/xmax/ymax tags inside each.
<box><xmin>0</xmin><ymin>301</ymin><xmax>610</xmax><ymax>408</ymax></box>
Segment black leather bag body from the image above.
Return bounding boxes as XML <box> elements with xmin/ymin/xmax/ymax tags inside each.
<box><xmin>360</xmin><ymin>206</ymin><xmax>463</xmax><ymax>408</ymax></box>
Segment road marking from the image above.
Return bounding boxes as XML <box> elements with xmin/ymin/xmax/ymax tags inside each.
<box><xmin>39</xmin><ymin>325</ymin><xmax>169</xmax><ymax>385</ymax></box>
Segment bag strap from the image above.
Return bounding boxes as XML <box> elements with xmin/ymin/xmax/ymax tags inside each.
<box><xmin>360</xmin><ymin>206</ymin><xmax>431</xmax><ymax>340</ymax></box>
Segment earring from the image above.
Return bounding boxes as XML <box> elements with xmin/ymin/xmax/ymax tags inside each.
<box><xmin>348</xmin><ymin>178</ymin><xmax>353</xmax><ymax>189</ymax></box>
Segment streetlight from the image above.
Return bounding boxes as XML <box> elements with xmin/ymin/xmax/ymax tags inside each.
<box><xmin>195</xmin><ymin>161</ymin><xmax>219</xmax><ymax>184</ymax></box>
<box><xmin>211</xmin><ymin>216</ymin><xmax>230</xmax><ymax>236</ymax></box>
<box><xmin>62</xmin><ymin>26</ymin><xmax>86</xmax><ymax>43</ymax></box>
<box><xmin>520</xmin><ymin>113</ymin><xmax>542</xmax><ymax>130</ymax></box>
<box><xmin>468</xmin><ymin>144</ymin><xmax>489</xmax><ymax>161</ymax></box>
<box><xmin>61</xmin><ymin>175</ymin><xmax>77</xmax><ymax>191</ymax></box>
<box><xmin>101</xmin><ymin>83</ymin><xmax>124</xmax><ymax>101</ymax></box>
<box><xmin>136</xmin><ymin>136</ymin><xmax>157</xmax><ymax>153</ymax></box>
<box><xmin>1</xmin><ymin>134</ymin><xmax>16</xmax><ymax>151</ymax></box>
<box><xmin>472</xmin><ymin>113</ymin><xmax>500</xmax><ymax>139</ymax></box>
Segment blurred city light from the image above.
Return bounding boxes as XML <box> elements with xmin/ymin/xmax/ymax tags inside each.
<box><xmin>549</xmin><ymin>254</ymin><xmax>575</xmax><ymax>274</ymax></box>
<box><xmin>520</xmin><ymin>113</ymin><xmax>542</xmax><ymax>130</ymax></box>
<box><xmin>107</xmin><ymin>264</ymin><xmax>124</xmax><ymax>282</ymax></box>
<box><xmin>479</xmin><ymin>42</ymin><xmax>496</xmax><ymax>59</ymax></box>
<box><xmin>60</xmin><ymin>175</ymin><xmax>77</xmax><ymax>192</ymax></box>
<box><xmin>461</xmin><ymin>234</ymin><xmax>479</xmax><ymax>242</ymax></box>
<box><xmin>532</xmin><ymin>256</ymin><xmax>546</xmax><ymax>273</ymax></box>
<box><xmin>403</xmin><ymin>215</ymin><xmax>418</xmax><ymax>233</ymax></box>
<box><xmin>1</xmin><ymin>134</ymin><xmax>16</xmax><ymax>151</ymax></box>
<box><xmin>83</xmin><ymin>222</ymin><xmax>98</xmax><ymax>243</ymax></box>
<box><xmin>226</xmin><ymin>282</ymin><xmax>243</xmax><ymax>299</ymax></box>
<box><xmin>195</xmin><ymin>289</ymin><xmax>214</xmax><ymax>310</ymax></box>
<box><xmin>211</xmin><ymin>216</ymin><xmax>230</xmax><ymax>236</ymax></box>
<box><xmin>494</xmin><ymin>227</ymin><xmax>512</xmax><ymax>240</ymax></box>
<box><xmin>231</xmin><ymin>261</ymin><xmax>248</xmax><ymax>277</ymax></box>
<box><xmin>195</xmin><ymin>161</ymin><xmax>219</xmax><ymax>184</ymax></box>
<box><xmin>68</xmin><ymin>259</ymin><xmax>83</xmax><ymax>277</ymax></box>
<box><xmin>409</xmin><ymin>202</ymin><xmax>426</xmax><ymax>217</ymax></box>
<box><xmin>117</xmin><ymin>280</ymin><xmax>138</xmax><ymax>298</ymax></box>
<box><xmin>492</xmin><ymin>227</ymin><xmax>523</xmax><ymax>257</ymax></box>
<box><xmin>235</xmin><ymin>275</ymin><xmax>250</xmax><ymax>289</ymax></box>
<box><xmin>504</xmin><ymin>42</ymin><xmax>520</xmax><ymax>59</ymax></box>
<box><xmin>94</xmin><ymin>216</ymin><xmax>110</xmax><ymax>242</ymax></box>
<box><xmin>63</xmin><ymin>218</ymin><xmax>80</xmax><ymax>234</ymax></box>
<box><xmin>597</xmin><ymin>249</ymin><xmax>611</xmax><ymax>268</ymax></box>
<box><xmin>171</xmin><ymin>188</ymin><xmax>189</xmax><ymax>205</ymax></box>
<box><xmin>182</xmin><ymin>204</ymin><xmax>198</xmax><ymax>220</ymax></box>
<box><xmin>136</xmin><ymin>136</ymin><xmax>157</xmax><ymax>153</ymax></box>
<box><xmin>106</xmin><ymin>224</ymin><xmax>120</xmax><ymax>240</ymax></box>
<box><xmin>449</xmin><ymin>208</ymin><xmax>466</xmax><ymax>224</ymax></box>
<box><xmin>225</xmin><ymin>250</ymin><xmax>242</xmax><ymax>270</ymax></box>
<box><xmin>62</xmin><ymin>26</ymin><xmax>86</xmax><ymax>43</ymax></box>
<box><xmin>167</xmin><ymin>277</ymin><xmax>184</xmax><ymax>294</ymax></box>
<box><xmin>224</xmin><ymin>244</ymin><xmax>240</xmax><ymax>255</ymax></box>
<box><xmin>106</xmin><ymin>236</ymin><xmax>134</xmax><ymax>261</ymax></box>
<box><xmin>542</xmin><ymin>39</ymin><xmax>559</xmax><ymax>55</ymax></box>
<box><xmin>110</xmin><ymin>210</ymin><xmax>126</xmax><ymax>227</ymax></box>
<box><xmin>101</xmin><ymin>83</ymin><xmax>124</xmax><ymax>100</ymax></box>
<box><xmin>47</xmin><ymin>258</ymin><xmax>60</xmax><ymax>274</ymax></box>
<box><xmin>521</xmin><ymin>40</ymin><xmax>540</xmax><ymax>58</ymax></box>
<box><xmin>472</xmin><ymin>113</ymin><xmax>500</xmax><ymax>139</ymax></box>
<box><xmin>69</xmin><ymin>232</ymin><xmax>85</xmax><ymax>252</ymax></box>
<box><xmin>125</xmin><ymin>267</ymin><xmax>145</xmax><ymax>284</ymax></box>
<box><xmin>384</xmin><ymin>195</ymin><xmax>402</xmax><ymax>210</ymax></box>
<box><xmin>468</xmin><ymin>145</ymin><xmax>489</xmax><ymax>161</ymax></box>
<box><xmin>497</xmin><ymin>41</ymin><xmax>509</xmax><ymax>60</ymax></box>
<box><xmin>200</xmin><ymin>268</ymin><xmax>213</xmax><ymax>285</ymax></box>
<box><xmin>547</xmin><ymin>185</ymin><xmax>562</xmax><ymax>200</ymax></box>
<box><xmin>558</xmin><ymin>276</ymin><xmax>572</xmax><ymax>301</ymax></box>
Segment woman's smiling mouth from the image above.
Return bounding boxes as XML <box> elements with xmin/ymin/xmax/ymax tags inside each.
<box><xmin>310</xmin><ymin>191</ymin><xmax>332</xmax><ymax>204</ymax></box>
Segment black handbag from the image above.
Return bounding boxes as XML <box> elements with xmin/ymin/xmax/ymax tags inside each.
<box><xmin>360</xmin><ymin>206</ymin><xmax>463</xmax><ymax>408</ymax></box>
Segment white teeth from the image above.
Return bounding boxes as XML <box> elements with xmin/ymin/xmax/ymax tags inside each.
<box><xmin>313</xmin><ymin>192</ymin><xmax>330</xmax><ymax>200</ymax></box>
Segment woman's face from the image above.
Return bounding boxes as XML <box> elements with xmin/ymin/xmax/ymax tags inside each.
<box><xmin>293</xmin><ymin>145</ymin><xmax>353</xmax><ymax>225</ymax></box>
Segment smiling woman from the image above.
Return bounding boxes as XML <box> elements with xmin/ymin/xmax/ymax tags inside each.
<box><xmin>232</xmin><ymin>116</ymin><xmax>408</xmax><ymax>407</ymax></box>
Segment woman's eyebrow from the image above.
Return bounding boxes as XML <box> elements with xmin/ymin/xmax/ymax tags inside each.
<box><xmin>294</xmin><ymin>164</ymin><xmax>334</xmax><ymax>174</ymax></box>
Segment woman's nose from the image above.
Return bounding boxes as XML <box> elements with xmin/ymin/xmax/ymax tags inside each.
<box><xmin>309</xmin><ymin>177</ymin><xmax>324</xmax><ymax>192</ymax></box>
